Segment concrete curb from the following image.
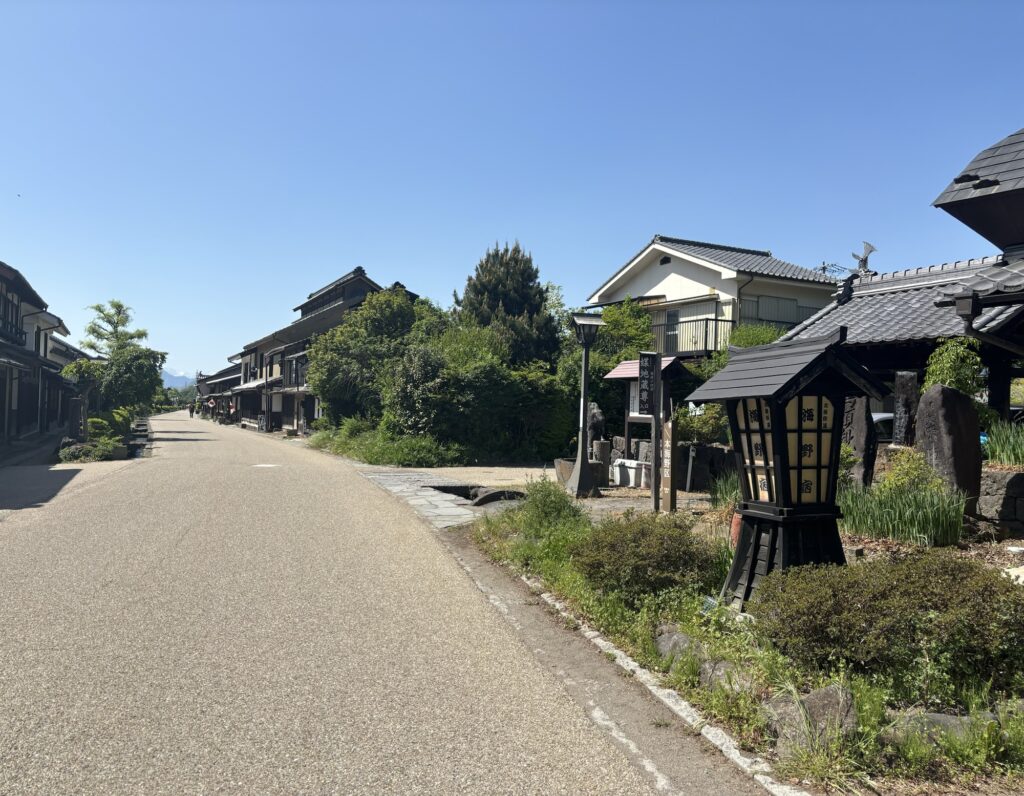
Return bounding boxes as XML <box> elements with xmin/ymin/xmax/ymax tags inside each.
<box><xmin>520</xmin><ymin>576</ymin><xmax>812</xmax><ymax>796</ymax></box>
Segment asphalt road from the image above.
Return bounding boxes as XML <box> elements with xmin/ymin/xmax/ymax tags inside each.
<box><xmin>0</xmin><ymin>413</ymin><xmax>757</xmax><ymax>794</ymax></box>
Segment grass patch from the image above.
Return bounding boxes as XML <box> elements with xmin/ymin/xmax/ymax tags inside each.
<box><xmin>838</xmin><ymin>448</ymin><xmax>965</xmax><ymax>546</ymax></box>
<box><xmin>308</xmin><ymin>417</ymin><xmax>465</xmax><ymax>467</ymax></box>
<box><xmin>986</xmin><ymin>421</ymin><xmax>1024</xmax><ymax>467</ymax></box>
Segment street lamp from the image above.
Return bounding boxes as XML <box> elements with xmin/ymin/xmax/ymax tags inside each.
<box><xmin>566</xmin><ymin>312</ymin><xmax>606</xmax><ymax>498</ymax></box>
<box><xmin>686</xmin><ymin>327</ymin><xmax>888</xmax><ymax>609</ymax></box>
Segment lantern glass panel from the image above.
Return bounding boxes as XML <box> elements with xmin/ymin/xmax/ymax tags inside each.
<box><xmin>784</xmin><ymin>395</ymin><xmax>835</xmax><ymax>504</ymax></box>
<box><xmin>735</xmin><ymin>397</ymin><xmax>775</xmax><ymax>502</ymax></box>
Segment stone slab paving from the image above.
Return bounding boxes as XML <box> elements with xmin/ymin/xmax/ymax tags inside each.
<box><xmin>360</xmin><ymin>470</ymin><xmax>480</xmax><ymax>528</ymax></box>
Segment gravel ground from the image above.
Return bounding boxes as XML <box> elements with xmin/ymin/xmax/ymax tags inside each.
<box><xmin>0</xmin><ymin>412</ymin><xmax>666</xmax><ymax>794</ymax></box>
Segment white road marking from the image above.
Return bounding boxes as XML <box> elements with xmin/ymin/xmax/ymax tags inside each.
<box><xmin>251</xmin><ymin>464</ymin><xmax>281</xmax><ymax>468</ymax></box>
<box><xmin>589</xmin><ymin>703</ymin><xmax>676</xmax><ymax>794</ymax></box>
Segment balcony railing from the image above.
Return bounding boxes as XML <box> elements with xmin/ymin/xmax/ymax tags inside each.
<box><xmin>0</xmin><ymin>320</ymin><xmax>26</xmax><ymax>347</ymax></box>
<box><xmin>652</xmin><ymin>318</ymin><xmax>736</xmax><ymax>357</ymax></box>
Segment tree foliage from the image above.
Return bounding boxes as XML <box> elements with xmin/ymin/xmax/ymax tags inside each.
<box><xmin>101</xmin><ymin>344</ymin><xmax>167</xmax><ymax>408</ymax></box>
<box><xmin>454</xmin><ymin>242</ymin><xmax>560</xmax><ymax>366</ymax></box>
<box><xmin>689</xmin><ymin>322</ymin><xmax>786</xmax><ymax>382</ymax></box>
<box><xmin>923</xmin><ymin>336</ymin><xmax>985</xmax><ymax>395</ymax></box>
<box><xmin>81</xmin><ymin>299</ymin><xmax>148</xmax><ymax>356</ymax></box>
<box><xmin>306</xmin><ymin>287</ymin><xmax>420</xmax><ymax>421</ymax></box>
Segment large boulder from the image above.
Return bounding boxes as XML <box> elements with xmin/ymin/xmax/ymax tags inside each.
<box><xmin>915</xmin><ymin>384</ymin><xmax>982</xmax><ymax>514</ymax></box>
<box><xmin>765</xmin><ymin>684</ymin><xmax>857</xmax><ymax>759</ymax></box>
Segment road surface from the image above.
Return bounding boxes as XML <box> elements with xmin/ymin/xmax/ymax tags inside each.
<box><xmin>0</xmin><ymin>412</ymin><xmax>764</xmax><ymax>794</ymax></box>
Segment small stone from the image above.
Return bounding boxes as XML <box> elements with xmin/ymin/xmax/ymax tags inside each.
<box><xmin>1008</xmin><ymin>546</ymin><xmax>1024</xmax><ymax>554</ymax></box>
<box><xmin>698</xmin><ymin>660</ymin><xmax>753</xmax><ymax>694</ymax></box>
<box><xmin>654</xmin><ymin>624</ymin><xmax>704</xmax><ymax>662</ymax></box>
<box><xmin>882</xmin><ymin>709</ymin><xmax>997</xmax><ymax>746</ymax></box>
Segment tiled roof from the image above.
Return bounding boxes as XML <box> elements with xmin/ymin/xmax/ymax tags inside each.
<box><xmin>781</xmin><ymin>255</ymin><xmax>1024</xmax><ymax>345</ymax></box>
<box><xmin>937</xmin><ymin>253</ymin><xmax>1024</xmax><ymax>301</ymax></box>
<box><xmin>686</xmin><ymin>329</ymin><xmax>886</xmax><ymax>403</ymax></box>
<box><xmin>654</xmin><ymin>236</ymin><xmax>836</xmax><ymax>285</ymax></box>
<box><xmin>934</xmin><ymin>129</ymin><xmax>1024</xmax><ymax>206</ymax></box>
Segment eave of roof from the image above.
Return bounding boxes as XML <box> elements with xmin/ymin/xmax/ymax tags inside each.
<box><xmin>0</xmin><ymin>261</ymin><xmax>46</xmax><ymax>309</ymax></box>
<box><xmin>293</xmin><ymin>267</ymin><xmax>384</xmax><ymax>312</ymax></box>
<box><xmin>589</xmin><ymin>234</ymin><xmax>834</xmax><ymax>303</ymax></box>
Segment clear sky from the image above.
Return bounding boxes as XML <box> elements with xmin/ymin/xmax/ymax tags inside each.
<box><xmin>2</xmin><ymin>0</ymin><xmax>1022</xmax><ymax>375</ymax></box>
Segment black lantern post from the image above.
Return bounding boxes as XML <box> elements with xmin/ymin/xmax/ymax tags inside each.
<box><xmin>566</xmin><ymin>312</ymin><xmax>606</xmax><ymax>498</ymax></box>
<box><xmin>686</xmin><ymin>328</ymin><xmax>888</xmax><ymax>609</ymax></box>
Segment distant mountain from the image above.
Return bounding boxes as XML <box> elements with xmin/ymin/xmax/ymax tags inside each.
<box><xmin>162</xmin><ymin>369</ymin><xmax>195</xmax><ymax>389</ymax></box>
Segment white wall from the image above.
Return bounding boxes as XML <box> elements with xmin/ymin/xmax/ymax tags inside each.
<box><xmin>596</xmin><ymin>248</ymin><xmax>737</xmax><ymax>305</ymax></box>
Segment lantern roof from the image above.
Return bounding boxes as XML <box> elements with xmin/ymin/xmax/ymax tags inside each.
<box><xmin>685</xmin><ymin>327</ymin><xmax>888</xmax><ymax>405</ymax></box>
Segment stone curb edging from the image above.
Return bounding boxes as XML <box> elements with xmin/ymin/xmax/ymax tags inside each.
<box><xmin>519</xmin><ymin>576</ymin><xmax>812</xmax><ymax>796</ymax></box>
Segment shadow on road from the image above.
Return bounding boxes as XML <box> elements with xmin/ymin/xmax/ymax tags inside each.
<box><xmin>0</xmin><ymin>465</ymin><xmax>81</xmax><ymax>510</ymax></box>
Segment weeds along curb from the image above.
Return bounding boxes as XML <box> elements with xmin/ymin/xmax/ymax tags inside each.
<box><xmin>520</xmin><ymin>575</ymin><xmax>812</xmax><ymax>796</ymax></box>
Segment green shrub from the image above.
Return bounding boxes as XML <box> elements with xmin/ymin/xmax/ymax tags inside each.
<box><xmin>985</xmin><ymin>421</ymin><xmax>1024</xmax><ymax>467</ymax></box>
<box><xmin>309</xmin><ymin>416</ymin><xmax>333</xmax><ymax>432</ymax></box>
<box><xmin>923</xmin><ymin>336</ymin><xmax>985</xmax><ymax>396</ymax></box>
<box><xmin>839</xmin><ymin>449</ymin><xmax>965</xmax><ymax>546</ymax></box>
<box><xmin>748</xmin><ymin>553</ymin><xmax>1024</xmax><ymax>709</ymax></box>
<box><xmin>728</xmin><ymin>322</ymin><xmax>787</xmax><ymax>349</ymax></box>
<box><xmin>689</xmin><ymin>323</ymin><xmax>786</xmax><ymax>381</ymax></box>
<box><xmin>87</xmin><ymin>418</ymin><xmax>114</xmax><ymax>439</ymax></box>
<box><xmin>674</xmin><ymin>402</ymin><xmax>728</xmax><ymax>444</ymax></box>
<box><xmin>58</xmin><ymin>438</ymin><xmax>116</xmax><ymax>463</ymax></box>
<box><xmin>570</xmin><ymin>511</ymin><xmax>726</xmax><ymax>603</ymax></box>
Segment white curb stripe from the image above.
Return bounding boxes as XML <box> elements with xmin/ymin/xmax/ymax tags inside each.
<box><xmin>521</xmin><ymin>576</ymin><xmax>813</xmax><ymax>796</ymax></box>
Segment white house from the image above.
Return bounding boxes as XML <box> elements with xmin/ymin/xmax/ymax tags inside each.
<box><xmin>588</xmin><ymin>235</ymin><xmax>836</xmax><ymax>356</ymax></box>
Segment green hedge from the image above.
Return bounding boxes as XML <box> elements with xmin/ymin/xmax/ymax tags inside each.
<box><xmin>749</xmin><ymin>553</ymin><xmax>1024</xmax><ymax>709</ymax></box>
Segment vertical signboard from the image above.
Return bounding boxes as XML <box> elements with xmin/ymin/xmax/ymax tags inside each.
<box><xmin>638</xmin><ymin>352</ymin><xmax>657</xmax><ymax>417</ymax></box>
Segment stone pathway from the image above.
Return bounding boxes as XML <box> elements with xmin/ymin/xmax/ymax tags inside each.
<box><xmin>360</xmin><ymin>470</ymin><xmax>479</xmax><ymax>528</ymax></box>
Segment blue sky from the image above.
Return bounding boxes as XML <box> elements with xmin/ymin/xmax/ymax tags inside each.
<box><xmin>2</xmin><ymin>0</ymin><xmax>1022</xmax><ymax>375</ymax></box>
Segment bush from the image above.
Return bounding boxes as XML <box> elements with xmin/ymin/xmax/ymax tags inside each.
<box><xmin>839</xmin><ymin>448</ymin><xmax>965</xmax><ymax>546</ymax></box>
<box><xmin>87</xmin><ymin>418</ymin><xmax>114</xmax><ymax>439</ymax></box>
<box><xmin>571</xmin><ymin>511</ymin><xmax>727</xmax><ymax>604</ymax></box>
<box><xmin>749</xmin><ymin>552</ymin><xmax>1024</xmax><ymax>709</ymax></box>
<box><xmin>674</xmin><ymin>402</ymin><xmax>728</xmax><ymax>444</ymax></box>
<box><xmin>59</xmin><ymin>438</ymin><xmax>116</xmax><ymax>463</ymax></box>
<box><xmin>923</xmin><ymin>337</ymin><xmax>985</xmax><ymax>396</ymax></box>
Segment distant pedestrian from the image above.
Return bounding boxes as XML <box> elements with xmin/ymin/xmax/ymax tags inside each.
<box><xmin>188</xmin><ymin>403</ymin><xmax>195</xmax><ymax>418</ymax></box>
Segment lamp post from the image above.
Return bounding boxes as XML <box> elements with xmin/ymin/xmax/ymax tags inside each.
<box><xmin>566</xmin><ymin>312</ymin><xmax>606</xmax><ymax>498</ymax></box>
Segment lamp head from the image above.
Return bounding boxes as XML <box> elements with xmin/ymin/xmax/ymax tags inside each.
<box><xmin>571</xmin><ymin>312</ymin><xmax>606</xmax><ymax>347</ymax></box>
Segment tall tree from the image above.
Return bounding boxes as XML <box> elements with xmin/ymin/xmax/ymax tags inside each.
<box><xmin>454</xmin><ymin>242</ymin><xmax>559</xmax><ymax>366</ymax></box>
<box><xmin>82</xmin><ymin>299</ymin><xmax>148</xmax><ymax>356</ymax></box>
<box><xmin>101</xmin><ymin>345</ymin><xmax>167</xmax><ymax>408</ymax></box>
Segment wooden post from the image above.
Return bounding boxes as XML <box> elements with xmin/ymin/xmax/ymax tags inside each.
<box><xmin>652</xmin><ymin>360</ymin><xmax>662</xmax><ymax>513</ymax></box>
<box><xmin>660</xmin><ymin>415</ymin><xmax>677</xmax><ymax>512</ymax></box>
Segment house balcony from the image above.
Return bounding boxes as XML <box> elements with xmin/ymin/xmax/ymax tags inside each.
<box><xmin>652</xmin><ymin>318</ymin><xmax>736</xmax><ymax>358</ymax></box>
<box><xmin>0</xmin><ymin>320</ymin><xmax>27</xmax><ymax>347</ymax></box>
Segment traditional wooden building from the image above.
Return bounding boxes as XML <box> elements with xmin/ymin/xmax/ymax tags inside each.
<box><xmin>1</xmin><ymin>260</ymin><xmax>80</xmax><ymax>449</ymax></box>
<box><xmin>205</xmin><ymin>267</ymin><xmax>412</xmax><ymax>434</ymax></box>
<box><xmin>780</xmin><ymin>128</ymin><xmax>1024</xmax><ymax>418</ymax></box>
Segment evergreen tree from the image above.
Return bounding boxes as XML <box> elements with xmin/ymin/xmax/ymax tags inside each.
<box><xmin>81</xmin><ymin>300</ymin><xmax>148</xmax><ymax>356</ymax></box>
<box><xmin>454</xmin><ymin>242</ymin><xmax>559</xmax><ymax>366</ymax></box>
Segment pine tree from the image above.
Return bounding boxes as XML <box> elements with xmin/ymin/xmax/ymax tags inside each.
<box><xmin>81</xmin><ymin>299</ymin><xmax>148</xmax><ymax>356</ymax></box>
<box><xmin>454</xmin><ymin>242</ymin><xmax>559</xmax><ymax>366</ymax></box>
